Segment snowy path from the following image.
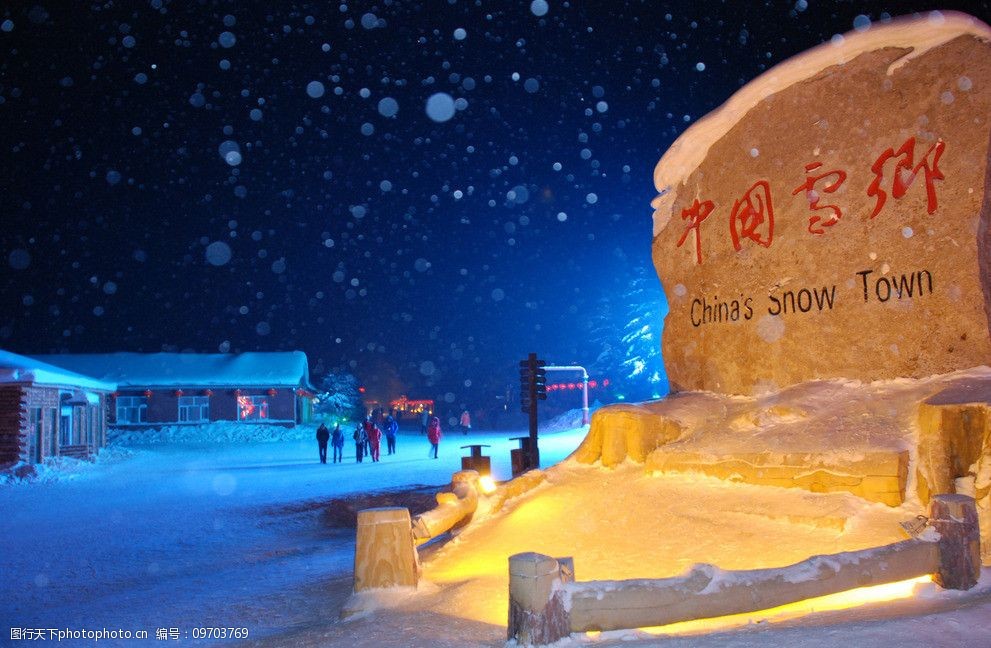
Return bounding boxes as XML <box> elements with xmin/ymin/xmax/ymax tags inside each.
<box><xmin>0</xmin><ymin>427</ymin><xmax>586</xmax><ymax>645</ymax></box>
<box><xmin>266</xmin><ymin>462</ymin><xmax>991</xmax><ymax>648</ymax></box>
<box><xmin>4</xmin><ymin>425</ymin><xmax>990</xmax><ymax>648</ymax></box>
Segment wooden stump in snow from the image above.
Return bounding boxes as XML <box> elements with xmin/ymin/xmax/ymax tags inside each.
<box><xmin>507</xmin><ymin>553</ymin><xmax>574</xmax><ymax>646</ymax></box>
<box><xmin>410</xmin><ymin>470</ymin><xmax>480</xmax><ymax>543</ymax></box>
<box><xmin>353</xmin><ymin>507</ymin><xmax>418</xmax><ymax>592</ymax></box>
<box><xmin>929</xmin><ymin>494</ymin><xmax>981</xmax><ymax>590</ymax></box>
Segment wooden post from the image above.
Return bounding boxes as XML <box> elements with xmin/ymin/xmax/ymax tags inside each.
<box><xmin>929</xmin><ymin>493</ymin><xmax>981</xmax><ymax>590</ymax></box>
<box><xmin>567</xmin><ymin>539</ymin><xmax>937</xmax><ymax>633</ymax></box>
<box><xmin>508</xmin><ymin>553</ymin><xmax>574</xmax><ymax>646</ymax></box>
<box><xmin>353</xmin><ymin>507</ymin><xmax>418</xmax><ymax>592</ymax></box>
<box><xmin>411</xmin><ymin>470</ymin><xmax>480</xmax><ymax>543</ymax></box>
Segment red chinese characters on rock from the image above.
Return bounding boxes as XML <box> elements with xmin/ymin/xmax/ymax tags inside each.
<box><xmin>867</xmin><ymin>136</ymin><xmax>945</xmax><ymax>218</ymax></box>
<box><xmin>729</xmin><ymin>180</ymin><xmax>775</xmax><ymax>251</ymax></box>
<box><xmin>792</xmin><ymin>162</ymin><xmax>847</xmax><ymax>234</ymax></box>
<box><xmin>677</xmin><ymin>198</ymin><xmax>715</xmax><ymax>265</ymax></box>
<box><xmin>671</xmin><ymin>135</ymin><xmax>948</xmax><ymax>265</ymax></box>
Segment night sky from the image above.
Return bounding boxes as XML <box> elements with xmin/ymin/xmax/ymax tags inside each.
<box><xmin>3</xmin><ymin>1</ymin><xmax>990</xmax><ymax>411</ymax></box>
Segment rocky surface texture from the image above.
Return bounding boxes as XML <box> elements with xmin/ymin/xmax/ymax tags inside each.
<box><xmin>650</xmin><ymin>15</ymin><xmax>991</xmax><ymax>395</ymax></box>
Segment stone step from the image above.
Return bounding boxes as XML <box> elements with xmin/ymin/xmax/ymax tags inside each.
<box><xmin>645</xmin><ymin>449</ymin><xmax>909</xmax><ymax>507</ymax></box>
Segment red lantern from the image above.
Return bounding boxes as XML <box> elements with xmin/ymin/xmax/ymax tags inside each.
<box><xmin>143</xmin><ymin>389</ymin><xmax>153</xmax><ymax>399</ymax></box>
<box><xmin>202</xmin><ymin>389</ymin><xmax>213</xmax><ymax>397</ymax></box>
<box><xmin>174</xmin><ymin>389</ymin><xmax>184</xmax><ymax>397</ymax></box>
<box><xmin>589</xmin><ymin>380</ymin><xmax>598</xmax><ymax>388</ymax></box>
<box><xmin>267</xmin><ymin>388</ymin><xmax>277</xmax><ymax>397</ymax></box>
<box><xmin>602</xmin><ymin>379</ymin><xmax>610</xmax><ymax>387</ymax></box>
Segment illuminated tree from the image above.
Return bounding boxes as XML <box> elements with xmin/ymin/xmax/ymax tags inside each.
<box><xmin>587</xmin><ymin>267</ymin><xmax>670</xmax><ymax>400</ymax></box>
<box><xmin>315</xmin><ymin>370</ymin><xmax>364</xmax><ymax>422</ymax></box>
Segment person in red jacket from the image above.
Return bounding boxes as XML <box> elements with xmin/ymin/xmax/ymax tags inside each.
<box><xmin>364</xmin><ymin>418</ymin><xmax>383</xmax><ymax>462</ymax></box>
<box><xmin>426</xmin><ymin>416</ymin><xmax>442</xmax><ymax>459</ymax></box>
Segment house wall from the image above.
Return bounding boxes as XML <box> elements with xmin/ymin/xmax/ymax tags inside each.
<box><xmin>0</xmin><ymin>385</ymin><xmax>107</xmax><ymax>468</ymax></box>
<box><xmin>0</xmin><ymin>386</ymin><xmax>23</xmax><ymax>467</ymax></box>
<box><xmin>114</xmin><ymin>387</ymin><xmax>300</xmax><ymax>426</ymax></box>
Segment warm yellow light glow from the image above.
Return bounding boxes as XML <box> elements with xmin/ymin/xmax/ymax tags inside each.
<box><xmin>478</xmin><ymin>476</ymin><xmax>497</xmax><ymax>494</ymax></box>
<box><xmin>627</xmin><ymin>576</ymin><xmax>931</xmax><ymax>638</ymax></box>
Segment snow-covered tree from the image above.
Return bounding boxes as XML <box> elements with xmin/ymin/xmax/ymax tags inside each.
<box><xmin>586</xmin><ymin>266</ymin><xmax>669</xmax><ymax>400</ymax></box>
<box><xmin>315</xmin><ymin>371</ymin><xmax>364</xmax><ymax>422</ymax></box>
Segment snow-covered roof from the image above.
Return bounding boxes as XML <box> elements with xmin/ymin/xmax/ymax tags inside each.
<box><xmin>0</xmin><ymin>349</ymin><xmax>117</xmax><ymax>391</ymax></box>
<box><xmin>651</xmin><ymin>11</ymin><xmax>991</xmax><ymax>236</ymax></box>
<box><xmin>31</xmin><ymin>352</ymin><xmax>314</xmax><ymax>390</ymax></box>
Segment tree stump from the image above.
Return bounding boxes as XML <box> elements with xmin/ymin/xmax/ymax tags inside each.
<box><xmin>353</xmin><ymin>507</ymin><xmax>418</xmax><ymax>592</ymax></box>
<box><xmin>929</xmin><ymin>494</ymin><xmax>981</xmax><ymax>590</ymax></box>
<box><xmin>508</xmin><ymin>553</ymin><xmax>574</xmax><ymax>646</ymax></box>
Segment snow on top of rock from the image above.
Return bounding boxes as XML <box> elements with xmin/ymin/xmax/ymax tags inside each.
<box><xmin>30</xmin><ymin>351</ymin><xmax>313</xmax><ymax>389</ymax></box>
<box><xmin>651</xmin><ymin>11</ymin><xmax>991</xmax><ymax>236</ymax></box>
<box><xmin>0</xmin><ymin>348</ymin><xmax>117</xmax><ymax>391</ymax></box>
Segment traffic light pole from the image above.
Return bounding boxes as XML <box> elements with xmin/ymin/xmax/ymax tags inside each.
<box><xmin>527</xmin><ymin>353</ymin><xmax>540</xmax><ymax>470</ymax></box>
<box><xmin>519</xmin><ymin>353</ymin><xmax>546</xmax><ymax>472</ymax></box>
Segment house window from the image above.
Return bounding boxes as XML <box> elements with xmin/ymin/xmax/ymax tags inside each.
<box><xmin>49</xmin><ymin>409</ymin><xmax>58</xmax><ymax>455</ymax></box>
<box><xmin>116</xmin><ymin>396</ymin><xmax>147</xmax><ymax>425</ymax></box>
<box><xmin>237</xmin><ymin>395</ymin><xmax>269</xmax><ymax>421</ymax></box>
<box><xmin>28</xmin><ymin>407</ymin><xmax>43</xmax><ymax>463</ymax></box>
<box><xmin>85</xmin><ymin>407</ymin><xmax>93</xmax><ymax>445</ymax></box>
<box><xmin>60</xmin><ymin>409</ymin><xmax>72</xmax><ymax>445</ymax></box>
<box><xmin>178</xmin><ymin>396</ymin><xmax>210</xmax><ymax>423</ymax></box>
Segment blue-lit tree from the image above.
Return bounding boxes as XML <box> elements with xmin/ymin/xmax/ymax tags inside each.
<box><xmin>588</xmin><ymin>267</ymin><xmax>669</xmax><ymax>401</ymax></box>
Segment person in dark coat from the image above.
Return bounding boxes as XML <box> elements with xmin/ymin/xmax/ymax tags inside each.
<box><xmin>353</xmin><ymin>424</ymin><xmax>367</xmax><ymax>463</ymax></box>
<box><xmin>330</xmin><ymin>423</ymin><xmax>345</xmax><ymax>463</ymax></box>
<box><xmin>365</xmin><ymin>419</ymin><xmax>382</xmax><ymax>462</ymax></box>
<box><xmin>316</xmin><ymin>423</ymin><xmax>330</xmax><ymax>464</ymax></box>
<box><xmin>385</xmin><ymin>415</ymin><xmax>398</xmax><ymax>455</ymax></box>
<box><xmin>427</xmin><ymin>416</ymin><xmax>442</xmax><ymax>459</ymax></box>
<box><xmin>420</xmin><ymin>409</ymin><xmax>429</xmax><ymax>435</ymax></box>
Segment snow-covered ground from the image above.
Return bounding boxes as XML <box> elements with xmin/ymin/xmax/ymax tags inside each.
<box><xmin>3</xmin><ymin>419</ymin><xmax>989</xmax><ymax>648</ymax></box>
<box><xmin>0</xmin><ymin>424</ymin><xmax>585</xmax><ymax>645</ymax></box>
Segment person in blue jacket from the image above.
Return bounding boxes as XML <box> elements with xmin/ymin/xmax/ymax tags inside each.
<box><xmin>385</xmin><ymin>415</ymin><xmax>399</xmax><ymax>455</ymax></box>
<box><xmin>330</xmin><ymin>423</ymin><xmax>345</xmax><ymax>463</ymax></box>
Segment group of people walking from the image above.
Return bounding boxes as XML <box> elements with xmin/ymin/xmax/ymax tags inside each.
<box><xmin>352</xmin><ymin>414</ymin><xmax>399</xmax><ymax>463</ymax></box>
<box><xmin>315</xmin><ymin>422</ymin><xmax>345</xmax><ymax>464</ymax></box>
<box><xmin>315</xmin><ymin>412</ymin><xmax>446</xmax><ymax>463</ymax></box>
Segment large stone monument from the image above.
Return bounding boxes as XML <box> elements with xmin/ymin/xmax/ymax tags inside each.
<box><xmin>650</xmin><ymin>12</ymin><xmax>991</xmax><ymax>396</ymax></box>
<box><xmin>577</xmin><ymin>13</ymin><xmax>991</xmax><ymax>564</ymax></box>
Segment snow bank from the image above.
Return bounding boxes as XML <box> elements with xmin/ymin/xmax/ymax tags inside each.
<box><xmin>109</xmin><ymin>420</ymin><xmax>318</xmax><ymax>445</ymax></box>
<box><xmin>0</xmin><ymin>446</ymin><xmax>138</xmax><ymax>485</ymax></box>
<box><xmin>543</xmin><ymin>405</ymin><xmax>600</xmax><ymax>432</ymax></box>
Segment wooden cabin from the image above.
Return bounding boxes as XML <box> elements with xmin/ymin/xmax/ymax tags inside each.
<box><xmin>33</xmin><ymin>351</ymin><xmax>316</xmax><ymax>429</ymax></box>
<box><xmin>0</xmin><ymin>349</ymin><xmax>116</xmax><ymax>468</ymax></box>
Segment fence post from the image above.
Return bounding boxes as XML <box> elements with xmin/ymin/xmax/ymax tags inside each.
<box><xmin>353</xmin><ymin>507</ymin><xmax>418</xmax><ymax>592</ymax></box>
<box><xmin>929</xmin><ymin>494</ymin><xmax>981</xmax><ymax>590</ymax></box>
<box><xmin>508</xmin><ymin>553</ymin><xmax>573</xmax><ymax>646</ymax></box>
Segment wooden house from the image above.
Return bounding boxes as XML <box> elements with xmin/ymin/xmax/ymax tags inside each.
<box><xmin>0</xmin><ymin>349</ymin><xmax>116</xmax><ymax>468</ymax></box>
<box><xmin>33</xmin><ymin>352</ymin><xmax>316</xmax><ymax>429</ymax></box>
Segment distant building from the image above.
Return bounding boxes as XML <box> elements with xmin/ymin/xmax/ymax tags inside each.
<box><xmin>389</xmin><ymin>396</ymin><xmax>434</xmax><ymax>416</ymax></box>
<box><xmin>33</xmin><ymin>352</ymin><xmax>317</xmax><ymax>429</ymax></box>
<box><xmin>0</xmin><ymin>349</ymin><xmax>116</xmax><ymax>468</ymax></box>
